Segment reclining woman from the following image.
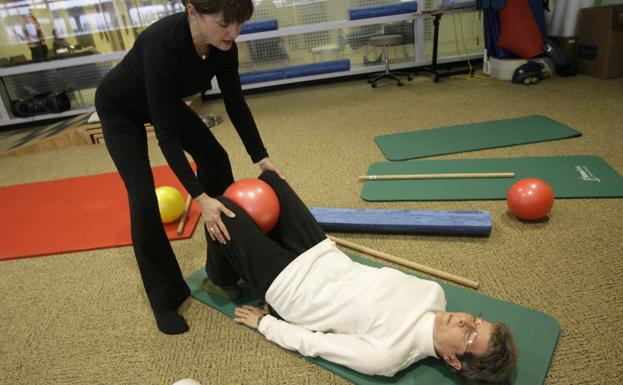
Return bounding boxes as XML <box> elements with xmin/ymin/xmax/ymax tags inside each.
<box><xmin>205</xmin><ymin>171</ymin><xmax>517</xmax><ymax>385</ymax></box>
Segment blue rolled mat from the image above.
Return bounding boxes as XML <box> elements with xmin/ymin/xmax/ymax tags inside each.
<box><xmin>240</xmin><ymin>19</ymin><xmax>278</xmax><ymax>34</ymax></box>
<box><xmin>309</xmin><ymin>207</ymin><xmax>491</xmax><ymax>236</ymax></box>
<box><xmin>284</xmin><ymin>59</ymin><xmax>351</xmax><ymax>78</ymax></box>
<box><xmin>240</xmin><ymin>69</ymin><xmax>285</xmax><ymax>85</ymax></box>
<box><xmin>438</xmin><ymin>1</ymin><xmax>477</xmax><ymax>10</ymax></box>
<box><xmin>349</xmin><ymin>1</ymin><xmax>418</xmax><ymax>20</ymax></box>
<box><xmin>239</xmin><ymin>60</ymin><xmax>350</xmax><ymax>85</ymax></box>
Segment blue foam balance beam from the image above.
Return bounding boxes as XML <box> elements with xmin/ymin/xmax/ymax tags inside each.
<box><xmin>349</xmin><ymin>1</ymin><xmax>418</xmax><ymax>20</ymax></box>
<box><xmin>309</xmin><ymin>207</ymin><xmax>492</xmax><ymax>236</ymax></box>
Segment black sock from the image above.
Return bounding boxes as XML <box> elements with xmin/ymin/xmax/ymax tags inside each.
<box><xmin>154</xmin><ymin>310</ymin><xmax>189</xmax><ymax>335</ymax></box>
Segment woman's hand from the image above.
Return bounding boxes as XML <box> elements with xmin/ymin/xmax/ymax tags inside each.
<box><xmin>195</xmin><ymin>193</ymin><xmax>235</xmax><ymax>244</ymax></box>
<box><xmin>234</xmin><ymin>304</ymin><xmax>269</xmax><ymax>329</ymax></box>
<box><xmin>257</xmin><ymin>157</ymin><xmax>286</xmax><ymax>179</ymax></box>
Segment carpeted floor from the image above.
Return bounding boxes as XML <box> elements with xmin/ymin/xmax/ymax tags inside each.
<box><xmin>0</xmin><ymin>72</ymin><xmax>622</xmax><ymax>385</ymax></box>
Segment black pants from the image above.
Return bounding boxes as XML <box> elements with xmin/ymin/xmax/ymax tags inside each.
<box><xmin>207</xmin><ymin>171</ymin><xmax>326</xmax><ymax>300</ymax></box>
<box><xmin>29</xmin><ymin>44</ymin><xmax>48</xmax><ymax>62</ymax></box>
<box><xmin>95</xmin><ymin>88</ymin><xmax>234</xmax><ymax>313</ymax></box>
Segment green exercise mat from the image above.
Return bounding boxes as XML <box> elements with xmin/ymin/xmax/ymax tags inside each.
<box><xmin>374</xmin><ymin>115</ymin><xmax>582</xmax><ymax>160</ymax></box>
<box><xmin>187</xmin><ymin>254</ymin><xmax>559</xmax><ymax>385</ymax></box>
<box><xmin>362</xmin><ymin>156</ymin><xmax>623</xmax><ymax>201</ymax></box>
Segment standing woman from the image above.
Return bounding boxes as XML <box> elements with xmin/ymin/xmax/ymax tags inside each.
<box><xmin>95</xmin><ymin>0</ymin><xmax>284</xmax><ymax>335</ymax></box>
<box><xmin>22</xmin><ymin>10</ymin><xmax>48</xmax><ymax>61</ymax></box>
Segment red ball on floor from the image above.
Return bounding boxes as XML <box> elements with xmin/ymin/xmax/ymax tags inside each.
<box><xmin>506</xmin><ymin>178</ymin><xmax>555</xmax><ymax>221</ymax></box>
<box><xmin>224</xmin><ymin>178</ymin><xmax>280</xmax><ymax>233</ymax></box>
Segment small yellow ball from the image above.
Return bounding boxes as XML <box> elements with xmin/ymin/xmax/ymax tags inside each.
<box><xmin>155</xmin><ymin>186</ymin><xmax>185</xmax><ymax>223</ymax></box>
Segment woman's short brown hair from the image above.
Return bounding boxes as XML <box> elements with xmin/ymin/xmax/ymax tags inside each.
<box><xmin>182</xmin><ymin>0</ymin><xmax>254</xmax><ymax>23</ymax></box>
<box><xmin>457</xmin><ymin>322</ymin><xmax>517</xmax><ymax>385</ymax></box>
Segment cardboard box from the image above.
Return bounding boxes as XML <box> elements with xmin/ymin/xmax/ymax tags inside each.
<box><xmin>576</xmin><ymin>4</ymin><xmax>623</xmax><ymax>79</ymax></box>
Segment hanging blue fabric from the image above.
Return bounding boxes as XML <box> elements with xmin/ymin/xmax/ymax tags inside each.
<box><xmin>480</xmin><ymin>0</ymin><xmax>507</xmax><ymax>10</ymax></box>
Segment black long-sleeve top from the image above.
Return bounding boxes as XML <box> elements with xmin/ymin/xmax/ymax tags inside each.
<box><xmin>98</xmin><ymin>12</ymin><xmax>268</xmax><ymax>198</ymax></box>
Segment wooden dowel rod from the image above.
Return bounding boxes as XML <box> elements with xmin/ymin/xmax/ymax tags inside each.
<box><xmin>359</xmin><ymin>172</ymin><xmax>514</xmax><ymax>181</ymax></box>
<box><xmin>176</xmin><ymin>195</ymin><xmax>193</xmax><ymax>235</ymax></box>
<box><xmin>329</xmin><ymin>236</ymin><xmax>480</xmax><ymax>290</ymax></box>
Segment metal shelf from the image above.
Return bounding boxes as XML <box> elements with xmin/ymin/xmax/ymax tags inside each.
<box><xmin>0</xmin><ymin>107</ymin><xmax>94</xmax><ymax>126</ymax></box>
<box><xmin>0</xmin><ymin>51</ymin><xmax>126</xmax><ymax>77</ymax></box>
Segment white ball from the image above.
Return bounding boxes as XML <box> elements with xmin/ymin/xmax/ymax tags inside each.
<box><xmin>171</xmin><ymin>379</ymin><xmax>202</xmax><ymax>385</ymax></box>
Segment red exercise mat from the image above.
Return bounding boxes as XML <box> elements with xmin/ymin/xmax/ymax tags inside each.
<box><xmin>0</xmin><ymin>165</ymin><xmax>202</xmax><ymax>261</ymax></box>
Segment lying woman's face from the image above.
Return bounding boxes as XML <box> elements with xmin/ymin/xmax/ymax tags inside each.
<box><xmin>433</xmin><ymin>311</ymin><xmax>494</xmax><ymax>358</ymax></box>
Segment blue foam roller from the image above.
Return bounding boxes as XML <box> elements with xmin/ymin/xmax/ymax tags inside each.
<box><xmin>239</xmin><ymin>69</ymin><xmax>285</xmax><ymax>84</ymax></box>
<box><xmin>240</xmin><ymin>19</ymin><xmax>278</xmax><ymax>34</ymax></box>
<box><xmin>309</xmin><ymin>207</ymin><xmax>492</xmax><ymax>236</ymax></box>
<box><xmin>349</xmin><ymin>1</ymin><xmax>418</xmax><ymax>20</ymax></box>
<box><xmin>284</xmin><ymin>59</ymin><xmax>351</xmax><ymax>78</ymax></box>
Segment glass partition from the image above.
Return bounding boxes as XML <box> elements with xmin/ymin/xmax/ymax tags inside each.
<box><xmin>0</xmin><ymin>0</ymin><xmax>184</xmax><ymax>65</ymax></box>
<box><xmin>0</xmin><ymin>0</ymin><xmax>483</xmax><ymax>124</ymax></box>
<box><xmin>1</xmin><ymin>1</ymin><xmax>482</xmax><ymax>67</ymax></box>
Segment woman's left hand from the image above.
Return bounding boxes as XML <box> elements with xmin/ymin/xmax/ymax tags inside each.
<box><xmin>258</xmin><ymin>157</ymin><xmax>286</xmax><ymax>179</ymax></box>
<box><xmin>234</xmin><ymin>304</ymin><xmax>269</xmax><ymax>329</ymax></box>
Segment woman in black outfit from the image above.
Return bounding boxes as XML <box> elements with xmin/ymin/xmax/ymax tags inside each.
<box><xmin>95</xmin><ymin>0</ymin><xmax>283</xmax><ymax>335</ymax></box>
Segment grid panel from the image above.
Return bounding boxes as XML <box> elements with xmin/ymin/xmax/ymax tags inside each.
<box><xmin>424</xmin><ymin>0</ymin><xmax>434</xmax><ymax>40</ymax></box>
<box><xmin>238</xmin><ymin>20</ymin><xmax>416</xmax><ymax>73</ymax></box>
<box><xmin>2</xmin><ymin>60</ymin><xmax>118</xmax><ymax>105</ymax></box>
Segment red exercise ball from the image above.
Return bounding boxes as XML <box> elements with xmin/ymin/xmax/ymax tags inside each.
<box><xmin>224</xmin><ymin>178</ymin><xmax>280</xmax><ymax>233</ymax></box>
<box><xmin>506</xmin><ymin>178</ymin><xmax>555</xmax><ymax>221</ymax></box>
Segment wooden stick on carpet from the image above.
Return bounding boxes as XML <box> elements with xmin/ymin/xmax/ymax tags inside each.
<box><xmin>176</xmin><ymin>195</ymin><xmax>193</xmax><ymax>235</ymax></box>
<box><xmin>359</xmin><ymin>172</ymin><xmax>514</xmax><ymax>181</ymax></box>
<box><xmin>329</xmin><ymin>236</ymin><xmax>480</xmax><ymax>289</ymax></box>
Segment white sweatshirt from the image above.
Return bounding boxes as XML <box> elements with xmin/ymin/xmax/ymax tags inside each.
<box><xmin>258</xmin><ymin>238</ymin><xmax>446</xmax><ymax>377</ymax></box>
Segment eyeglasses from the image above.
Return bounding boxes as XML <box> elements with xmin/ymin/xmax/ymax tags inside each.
<box><xmin>464</xmin><ymin>316</ymin><xmax>483</xmax><ymax>352</ymax></box>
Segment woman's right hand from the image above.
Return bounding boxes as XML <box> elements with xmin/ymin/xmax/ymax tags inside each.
<box><xmin>234</xmin><ymin>304</ymin><xmax>269</xmax><ymax>329</ymax></box>
<box><xmin>194</xmin><ymin>193</ymin><xmax>235</xmax><ymax>244</ymax></box>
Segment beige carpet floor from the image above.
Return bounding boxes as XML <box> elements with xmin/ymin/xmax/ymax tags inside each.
<box><xmin>1</xmin><ymin>72</ymin><xmax>622</xmax><ymax>385</ymax></box>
